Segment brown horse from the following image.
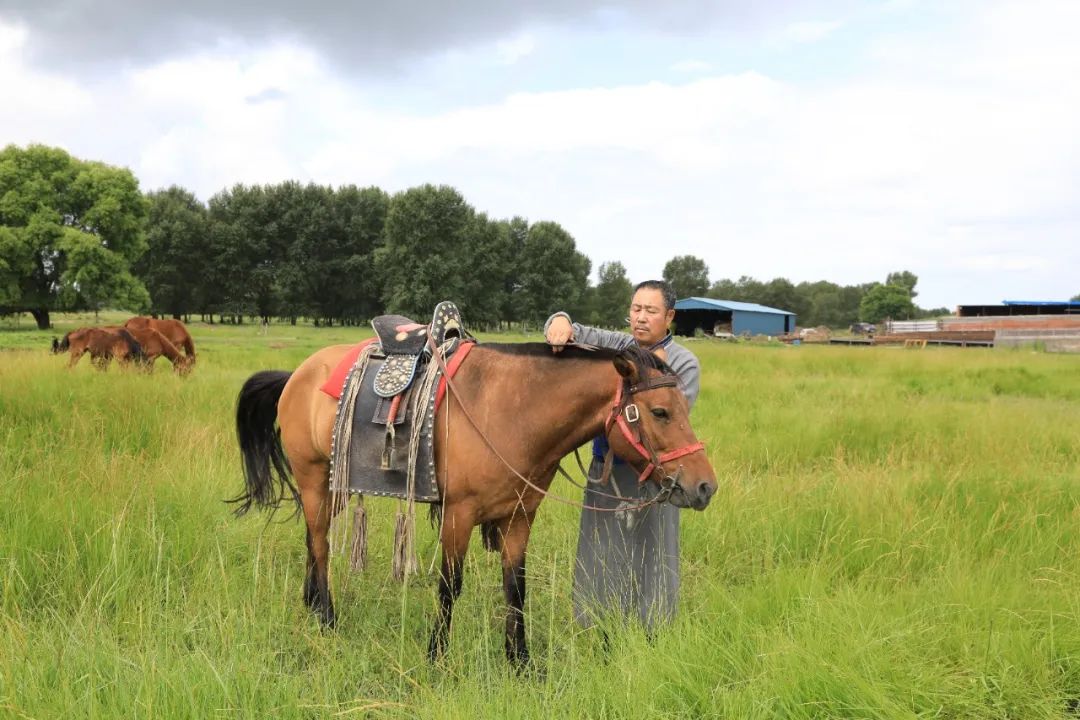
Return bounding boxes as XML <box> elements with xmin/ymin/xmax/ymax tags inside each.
<box><xmin>233</xmin><ymin>342</ymin><xmax>716</xmax><ymax>666</ymax></box>
<box><xmin>124</xmin><ymin>317</ymin><xmax>196</xmax><ymax>363</ymax></box>
<box><xmin>122</xmin><ymin>326</ymin><xmax>194</xmax><ymax>375</ymax></box>
<box><xmin>52</xmin><ymin>327</ymin><xmax>144</xmax><ymax>370</ymax></box>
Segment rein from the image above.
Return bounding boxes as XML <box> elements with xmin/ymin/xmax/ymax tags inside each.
<box><xmin>427</xmin><ymin>337</ymin><xmax>706</xmax><ymax>513</ymax></box>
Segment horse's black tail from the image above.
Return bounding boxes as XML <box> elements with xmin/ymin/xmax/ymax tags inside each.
<box><xmin>229</xmin><ymin>370</ymin><xmax>298</xmax><ymax>518</ymax></box>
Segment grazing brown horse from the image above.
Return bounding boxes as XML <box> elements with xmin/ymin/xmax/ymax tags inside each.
<box><xmin>52</xmin><ymin>327</ymin><xmax>144</xmax><ymax>369</ymax></box>
<box><xmin>233</xmin><ymin>342</ymin><xmax>716</xmax><ymax>666</ymax></box>
<box><xmin>124</xmin><ymin>317</ymin><xmax>196</xmax><ymax>363</ymax></box>
<box><xmin>122</xmin><ymin>326</ymin><xmax>194</xmax><ymax>375</ymax></box>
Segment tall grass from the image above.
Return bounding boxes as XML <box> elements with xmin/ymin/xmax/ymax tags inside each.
<box><xmin>2</xmin><ymin>315</ymin><xmax>1079</xmax><ymax>718</ymax></box>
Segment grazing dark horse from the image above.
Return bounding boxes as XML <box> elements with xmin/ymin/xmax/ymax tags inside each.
<box><xmin>124</xmin><ymin>317</ymin><xmax>196</xmax><ymax>364</ymax></box>
<box><xmin>52</xmin><ymin>327</ymin><xmax>144</xmax><ymax>370</ymax></box>
<box><xmin>232</xmin><ymin>343</ymin><xmax>716</xmax><ymax>666</ymax></box>
<box><xmin>121</xmin><ymin>326</ymin><xmax>194</xmax><ymax>375</ymax></box>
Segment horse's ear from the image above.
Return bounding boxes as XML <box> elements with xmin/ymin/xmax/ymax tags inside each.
<box><xmin>612</xmin><ymin>354</ymin><xmax>639</xmax><ymax>382</ymax></box>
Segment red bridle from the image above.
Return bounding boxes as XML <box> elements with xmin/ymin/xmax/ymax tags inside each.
<box><xmin>604</xmin><ymin>376</ymin><xmax>707</xmax><ymax>491</ymax></box>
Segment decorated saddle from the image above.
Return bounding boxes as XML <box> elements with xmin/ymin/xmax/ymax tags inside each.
<box><xmin>326</xmin><ymin>301</ymin><xmax>474</xmax><ymax>505</ymax></box>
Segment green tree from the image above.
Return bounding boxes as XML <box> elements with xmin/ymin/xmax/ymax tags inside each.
<box><xmin>841</xmin><ymin>283</ymin><xmax>875</xmax><ymax>326</ymax></box>
<box><xmin>0</xmin><ymin>144</ymin><xmax>149</xmax><ymax>328</ymax></box>
<box><xmin>1071</xmin><ymin>292</ymin><xmax>1080</xmax><ymax>302</ymax></box>
<box><xmin>455</xmin><ymin>211</ymin><xmax>516</xmax><ymax>327</ymax></box>
<box><xmin>915</xmin><ymin>305</ymin><xmax>951</xmax><ymax>319</ymax></box>
<box><xmin>708</xmin><ymin>275</ymin><xmax>765</xmax><ymax>304</ymax></box>
<box><xmin>662</xmin><ymin>255</ymin><xmax>709</xmax><ymax>300</ymax></box>
<box><xmin>375</xmin><ymin>184</ymin><xmax>478</xmax><ymax>319</ymax></box>
<box><xmin>136</xmin><ymin>186</ymin><xmax>209</xmax><ymax>318</ymax></box>
<box><xmin>796</xmin><ymin>280</ymin><xmax>842</xmax><ymax>327</ymax></box>
<box><xmin>516</xmin><ymin>220</ymin><xmax>591</xmax><ymax>324</ymax></box>
<box><xmin>885</xmin><ymin>270</ymin><xmax>918</xmax><ymax>298</ymax></box>
<box><xmin>592</xmin><ymin>261</ymin><xmax>632</xmax><ymax>328</ymax></box>
<box><xmin>207</xmin><ymin>184</ymin><xmax>284</xmax><ymax>322</ymax></box>
<box><xmin>859</xmin><ymin>283</ymin><xmax>916</xmax><ymax>323</ymax></box>
<box><xmin>498</xmin><ymin>216</ymin><xmax>529</xmax><ymax>325</ymax></box>
<box><xmin>758</xmin><ymin>277</ymin><xmax>805</xmax><ymax>318</ymax></box>
<box><xmin>335</xmin><ymin>185</ymin><xmax>390</xmax><ymax>322</ymax></box>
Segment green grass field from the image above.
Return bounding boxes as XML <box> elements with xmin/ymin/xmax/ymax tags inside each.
<box><xmin>2</xmin><ymin>312</ymin><xmax>1079</xmax><ymax>718</ymax></box>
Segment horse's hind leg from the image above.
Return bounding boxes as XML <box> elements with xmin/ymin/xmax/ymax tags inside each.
<box><xmin>296</xmin><ymin>459</ymin><xmax>337</xmax><ymax>627</ymax></box>
<box><xmin>428</xmin><ymin>504</ymin><xmax>475</xmax><ymax>661</ymax></box>
<box><xmin>498</xmin><ymin>511</ymin><xmax>536</xmax><ymax>668</ymax></box>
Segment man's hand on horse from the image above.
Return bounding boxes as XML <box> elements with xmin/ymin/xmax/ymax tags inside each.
<box><xmin>546</xmin><ymin>315</ymin><xmax>574</xmax><ymax>353</ymax></box>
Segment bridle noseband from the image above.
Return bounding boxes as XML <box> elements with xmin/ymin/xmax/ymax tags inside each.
<box><xmin>604</xmin><ymin>374</ymin><xmax>707</xmax><ymax>502</ymax></box>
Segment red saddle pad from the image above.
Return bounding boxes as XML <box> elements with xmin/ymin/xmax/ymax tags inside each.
<box><xmin>320</xmin><ymin>339</ymin><xmax>475</xmax><ymax>416</ymax></box>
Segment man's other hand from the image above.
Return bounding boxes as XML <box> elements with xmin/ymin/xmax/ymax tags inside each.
<box><xmin>546</xmin><ymin>315</ymin><xmax>574</xmax><ymax>353</ymax></box>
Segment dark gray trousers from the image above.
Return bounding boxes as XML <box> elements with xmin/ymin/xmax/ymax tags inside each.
<box><xmin>572</xmin><ymin>458</ymin><xmax>680</xmax><ymax>629</ymax></box>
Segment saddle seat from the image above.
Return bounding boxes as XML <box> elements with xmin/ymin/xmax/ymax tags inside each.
<box><xmin>371</xmin><ymin>301</ymin><xmax>468</xmax><ymax>398</ymax></box>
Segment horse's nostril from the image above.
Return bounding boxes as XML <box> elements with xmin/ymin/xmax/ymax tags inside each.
<box><xmin>699</xmin><ymin>483</ymin><xmax>715</xmax><ymax>501</ymax></box>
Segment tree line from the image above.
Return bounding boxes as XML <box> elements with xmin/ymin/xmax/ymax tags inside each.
<box><xmin>660</xmin><ymin>257</ymin><xmax>950</xmax><ymax>326</ymax></box>
<box><xmin>3</xmin><ymin>143</ymin><xmax>952</xmax><ymax>331</ymax></box>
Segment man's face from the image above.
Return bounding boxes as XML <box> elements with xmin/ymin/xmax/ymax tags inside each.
<box><xmin>629</xmin><ymin>288</ymin><xmax>675</xmax><ymax>346</ymax></box>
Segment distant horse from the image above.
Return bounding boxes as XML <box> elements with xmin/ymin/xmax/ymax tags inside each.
<box><xmin>121</xmin><ymin>326</ymin><xmax>194</xmax><ymax>375</ymax></box>
<box><xmin>52</xmin><ymin>327</ymin><xmax>144</xmax><ymax>370</ymax></box>
<box><xmin>124</xmin><ymin>317</ymin><xmax>196</xmax><ymax>364</ymax></box>
<box><xmin>232</xmin><ymin>342</ymin><xmax>716</xmax><ymax>666</ymax></box>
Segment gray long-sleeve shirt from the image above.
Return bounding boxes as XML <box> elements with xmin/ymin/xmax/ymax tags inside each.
<box><xmin>544</xmin><ymin>313</ymin><xmax>701</xmax><ymax>459</ymax></box>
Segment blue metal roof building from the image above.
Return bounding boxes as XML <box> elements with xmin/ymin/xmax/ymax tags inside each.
<box><xmin>673</xmin><ymin>297</ymin><xmax>796</xmax><ymax>337</ymax></box>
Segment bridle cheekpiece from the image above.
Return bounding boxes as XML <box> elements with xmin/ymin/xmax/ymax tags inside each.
<box><xmin>604</xmin><ymin>372</ymin><xmax>706</xmax><ymax>501</ymax></box>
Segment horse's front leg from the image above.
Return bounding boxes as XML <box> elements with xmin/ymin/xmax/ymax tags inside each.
<box><xmin>498</xmin><ymin>511</ymin><xmax>535</xmax><ymax>668</ymax></box>
<box><xmin>428</xmin><ymin>506</ymin><xmax>474</xmax><ymax>661</ymax></box>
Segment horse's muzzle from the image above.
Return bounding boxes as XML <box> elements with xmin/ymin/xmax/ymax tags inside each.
<box><xmin>668</xmin><ymin>477</ymin><xmax>715</xmax><ymax>510</ymax></box>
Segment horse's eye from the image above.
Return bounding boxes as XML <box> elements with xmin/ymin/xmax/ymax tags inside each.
<box><xmin>651</xmin><ymin>407</ymin><xmax>669</xmax><ymax>420</ymax></box>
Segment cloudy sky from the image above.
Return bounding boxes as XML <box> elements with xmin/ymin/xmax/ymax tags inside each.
<box><xmin>2</xmin><ymin>0</ymin><xmax>1077</xmax><ymax>309</ymax></box>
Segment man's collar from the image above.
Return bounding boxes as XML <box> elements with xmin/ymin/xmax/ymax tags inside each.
<box><xmin>649</xmin><ymin>333</ymin><xmax>674</xmax><ymax>351</ymax></box>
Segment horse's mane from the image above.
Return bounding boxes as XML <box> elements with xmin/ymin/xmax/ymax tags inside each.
<box><xmin>485</xmin><ymin>342</ymin><xmax>674</xmax><ymax>377</ymax></box>
<box><xmin>117</xmin><ymin>328</ymin><xmax>144</xmax><ymax>360</ymax></box>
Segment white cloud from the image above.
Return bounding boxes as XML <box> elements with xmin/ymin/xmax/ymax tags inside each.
<box><xmin>494</xmin><ymin>33</ymin><xmax>537</xmax><ymax>65</ymax></box>
<box><xmin>670</xmin><ymin>59</ymin><xmax>712</xmax><ymax>73</ymax></box>
<box><xmin>2</xmin><ymin>1</ymin><xmax>1079</xmax><ymax>308</ymax></box>
<box><xmin>0</xmin><ymin>22</ymin><xmax>93</xmax><ymax>119</ymax></box>
<box><xmin>775</xmin><ymin>19</ymin><xmax>843</xmax><ymax>46</ymax></box>
<box><xmin>957</xmin><ymin>254</ymin><xmax>1051</xmax><ymax>272</ymax></box>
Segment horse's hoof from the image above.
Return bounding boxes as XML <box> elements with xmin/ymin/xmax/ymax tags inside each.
<box><xmin>506</xmin><ymin>646</ymin><xmax>530</xmax><ymax>672</ymax></box>
<box><xmin>427</xmin><ymin>635</ymin><xmax>447</xmax><ymax>662</ymax></box>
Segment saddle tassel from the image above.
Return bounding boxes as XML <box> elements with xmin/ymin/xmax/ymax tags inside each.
<box><xmin>349</xmin><ymin>495</ymin><xmax>368</xmax><ymax>573</ymax></box>
<box><xmin>392</xmin><ymin>500</ymin><xmax>418</xmax><ymax>582</ymax></box>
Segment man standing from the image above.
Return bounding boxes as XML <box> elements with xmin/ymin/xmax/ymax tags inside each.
<box><xmin>545</xmin><ymin>280</ymin><xmax>701</xmax><ymax>629</ymax></box>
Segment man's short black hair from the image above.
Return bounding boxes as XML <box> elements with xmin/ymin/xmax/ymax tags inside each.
<box><xmin>633</xmin><ymin>280</ymin><xmax>677</xmax><ymax>312</ymax></box>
